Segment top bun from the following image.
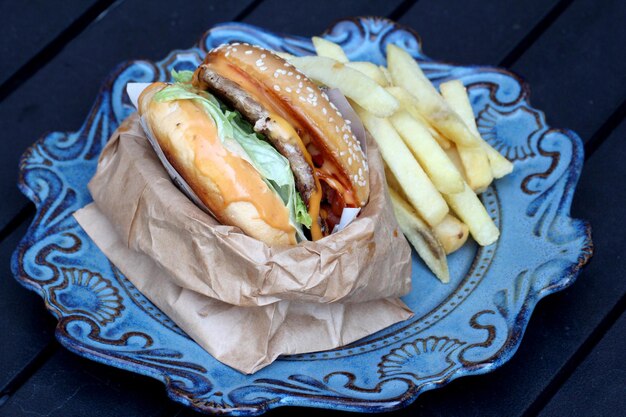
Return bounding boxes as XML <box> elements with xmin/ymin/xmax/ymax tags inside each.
<box><xmin>199</xmin><ymin>42</ymin><xmax>370</xmax><ymax>207</ymax></box>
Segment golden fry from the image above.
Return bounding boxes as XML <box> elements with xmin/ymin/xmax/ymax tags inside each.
<box><xmin>355</xmin><ymin>105</ymin><xmax>449</xmax><ymax>226</ymax></box>
<box><xmin>380</xmin><ymin>65</ymin><xmax>393</xmax><ymax>85</ymax></box>
<box><xmin>386</xmin><ymin>44</ymin><xmax>482</xmax><ymax>147</ymax></box>
<box><xmin>443</xmin><ymin>184</ymin><xmax>499</xmax><ymax>246</ymax></box>
<box><xmin>389</xmin><ymin>188</ymin><xmax>450</xmax><ymax>283</ymax></box>
<box><xmin>433</xmin><ymin>214</ymin><xmax>469</xmax><ymax>254</ymax></box>
<box><xmin>439</xmin><ymin>80</ymin><xmax>513</xmax><ymax>178</ymax></box>
<box><xmin>312</xmin><ymin>36</ymin><xmax>349</xmax><ymax>63</ymax></box>
<box><xmin>346</xmin><ymin>61</ymin><xmax>388</xmax><ymax>86</ymax></box>
<box><xmin>385</xmin><ymin>86</ymin><xmax>453</xmax><ymax>149</ymax></box>
<box><xmin>390</xmin><ymin>110</ymin><xmax>464</xmax><ymax>194</ymax></box>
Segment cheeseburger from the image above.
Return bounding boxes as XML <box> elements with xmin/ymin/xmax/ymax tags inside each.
<box><xmin>138</xmin><ymin>43</ymin><xmax>369</xmax><ymax>245</ymax></box>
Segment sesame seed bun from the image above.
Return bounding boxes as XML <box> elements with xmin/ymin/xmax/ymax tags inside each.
<box><xmin>198</xmin><ymin>43</ymin><xmax>370</xmax><ymax>207</ymax></box>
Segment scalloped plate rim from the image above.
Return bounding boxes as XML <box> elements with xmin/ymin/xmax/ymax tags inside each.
<box><xmin>11</xmin><ymin>16</ymin><xmax>593</xmax><ymax>415</ymax></box>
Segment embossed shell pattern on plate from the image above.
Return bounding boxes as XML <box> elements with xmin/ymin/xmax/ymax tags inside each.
<box><xmin>12</xmin><ymin>17</ymin><xmax>592</xmax><ymax>415</ymax></box>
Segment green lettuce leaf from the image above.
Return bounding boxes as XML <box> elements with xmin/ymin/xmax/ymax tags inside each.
<box><xmin>153</xmin><ymin>82</ymin><xmax>312</xmax><ymax>239</ymax></box>
<box><xmin>171</xmin><ymin>69</ymin><xmax>194</xmax><ymax>84</ymax></box>
<box><xmin>294</xmin><ymin>193</ymin><xmax>311</xmax><ymax>228</ymax></box>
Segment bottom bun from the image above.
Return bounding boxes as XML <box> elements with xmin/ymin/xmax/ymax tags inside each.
<box><xmin>138</xmin><ymin>82</ymin><xmax>297</xmax><ymax>246</ymax></box>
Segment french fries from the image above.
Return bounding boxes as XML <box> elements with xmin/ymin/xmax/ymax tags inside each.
<box><xmin>389</xmin><ymin>110</ymin><xmax>464</xmax><ymax>194</ymax></box>
<box><xmin>443</xmin><ymin>186</ymin><xmax>500</xmax><ymax>246</ymax></box>
<box><xmin>380</xmin><ymin>65</ymin><xmax>393</xmax><ymax>85</ymax></box>
<box><xmin>440</xmin><ymin>81</ymin><xmax>492</xmax><ymax>193</ymax></box>
<box><xmin>386</xmin><ymin>86</ymin><xmax>453</xmax><ymax>149</ymax></box>
<box><xmin>346</xmin><ymin>61</ymin><xmax>388</xmax><ymax>86</ymax></box>
<box><xmin>389</xmin><ymin>188</ymin><xmax>449</xmax><ymax>283</ymax></box>
<box><xmin>312</xmin><ymin>36</ymin><xmax>349</xmax><ymax>63</ymax></box>
<box><xmin>433</xmin><ymin>214</ymin><xmax>469</xmax><ymax>255</ymax></box>
<box><xmin>386</xmin><ymin>44</ymin><xmax>483</xmax><ymax>148</ymax></box>
<box><xmin>311</xmin><ymin>38</ymin><xmax>388</xmax><ymax>86</ymax></box>
<box><xmin>355</xmin><ymin>104</ymin><xmax>449</xmax><ymax>226</ymax></box>
<box><xmin>456</xmin><ymin>146</ymin><xmax>493</xmax><ymax>193</ymax></box>
<box><xmin>439</xmin><ymin>80</ymin><xmax>513</xmax><ymax>178</ymax></box>
<box><xmin>302</xmin><ymin>36</ymin><xmax>513</xmax><ymax>282</ymax></box>
<box><xmin>444</xmin><ymin>146</ymin><xmax>466</xmax><ymax>179</ymax></box>
<box><xmin>387</xmin><ymin>166</ymin><xmax>467</xmax><ymax>258</ymax></box>
<box><xmin>289</xmin><ymin>56</ymin><xmax>398</xmax><ymax>117</ymax></box>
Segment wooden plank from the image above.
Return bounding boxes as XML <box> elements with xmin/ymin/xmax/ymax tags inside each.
<box><xmin>538</xmin><ymin>313</ymin><xmax>626</xmax><ymax>417</ymax></box>
<box><xmin>0</xmin><ymin>0</ymin><xmax>256</xmax><ymax>232</ymax></box>
<box><xmin>510</xmin><ymin>0</ymin><xmax>626</xmax><ymax>142</ymax></box>
<box><xmin>398</xmin><ymin>0</ymin><xmax>561</xmax><ymax>65</ymax></box>
<box><xmin>0</xmin><ymin>348</ymin><xmax>177</xmax><ymax>417</ymax></box>
<box><xmin>243</xmin><ymin>0</ymin><xmax>405</xmax><ymax>36</ymax></box>
<box><xmin>0</xmin><ymin>0</ymin><xmax>101</xmax><ymax>86</ymax></box>
<box><xmin>0</xmin><ymin>218</ymin><xmax>56</xmax><ymax>392</ymax></box>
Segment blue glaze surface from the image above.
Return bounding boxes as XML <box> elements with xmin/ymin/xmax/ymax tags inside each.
<box><xmin>12</xmin><ymin>17</ymin><xmax>592</xmax><ymax>415</ymax></box>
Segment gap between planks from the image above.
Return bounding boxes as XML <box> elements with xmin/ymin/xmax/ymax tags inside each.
<box><xmin>0</xmin><ymin>341</ymin><xmax>58</xmax><ymax>405</ymax></box>
<box><xmin>522</xmin><ymin>293</ymin><xmax>626</xmax><ymax>417</ymax></box>
<box><xmin>0</xmin><ymin>0</ymin><xmax>122</xmax><ymax>103</ymax></box>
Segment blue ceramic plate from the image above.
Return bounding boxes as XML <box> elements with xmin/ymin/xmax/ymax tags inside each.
<box><xmin>13</xmin><ymin>17</ymin><xmax>592</xmax><ymax>415</ymax></box>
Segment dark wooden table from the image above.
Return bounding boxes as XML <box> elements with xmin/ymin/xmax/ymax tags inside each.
<box><xmin>1</xmin><ymin>1</ymin><xmax>624</xmax><ymax>416</ymax></box>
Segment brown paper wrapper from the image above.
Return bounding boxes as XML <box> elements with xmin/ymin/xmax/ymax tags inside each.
<box><xmin>74</xmin><ymin>114</ymin><xmax>413</xmax><ymax>373</ymax></box>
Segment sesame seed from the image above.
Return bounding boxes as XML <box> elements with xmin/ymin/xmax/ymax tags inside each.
<box><xmin>335</xmin><ymin>126</ymin><xmax>340</xmax><ymax>133</ymax></box>
<box><xmin>296</xmin><ymin>75</ymin><xmax>301</xmax><ymax>79</ymax></box>
<box><xmin>225</xmin><ymin>51</ymin><xmax>230</xmax><ymax>57</ymax></box>
<box><xmin>346</xmin><ymin>119</ymin><xmax>352</xmax><ymax>124</ymax></box>
<box><xmin>322</xmin><ymin>108</ymin><xmax>327</xmax><ymax>115</ymax></box>
<box><xmin>261</xmin><ymin>53</ymin><xmax>266</xmax><ymax>58</ymax></box>
<box><xmin>306</xmin><ymin>87</ymin><xmax>314</xmax><ymax>92</ymax></box>
<box><xmin>285</xmin><ymin>87</ymin><xmax>292</xmax><ymax>92</ymax></box>
<box><xmin>343</xmin><ymin>134</ymin><xmax>350</xmax><ymax>140</ymax></box>
<box><xmin>348</xmin><ymin>157</ymin><xmax>353</xmax><ymax>165</ymax></box>
<box><xmin>260</xmin><ymin>66</ymin><xmax>268</xmax><ymax>71</ymax></box>
<box><xmin>329</xmin><ymin>117</ymin><xmax>334</xmax><ymax>122</ymax></box>
<box><xmin>284</xmin><ymin>62</ymin><xmax>290</xmax><ymax>67</ymax></box>
<box><xmin>274</xmin><ymin>85</ymin><xmax>281</xmax><ymax>91</ymax></box>
<box><xmin>232</xmin><ymin>47</ymin><xmax>237</xmax><ymax>52</ymax></box>
<box><xmin>245</xmin><ymin>50</ymin><xmax>253</xmax><ymax>55</ymax></box>
<box><xmin>296</xmin><ymin>89</ymin><xmax>301</xmax><ymax>93</ymax></box>
<box><xmin>288</xmin><ymin>71</ymin><xmax>293</xmax><ymax>76</ymax></box>
<box><xmin>298</xmin><ymin>82</ymin><xmax>303</xmax><ymax>88</ymax></box>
